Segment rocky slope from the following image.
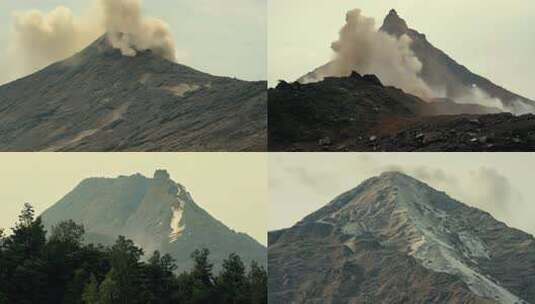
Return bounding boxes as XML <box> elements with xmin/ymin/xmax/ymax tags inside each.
<box><xmin>0</xmin><ymin>35</ymin><xmax>267</xmax><ymax>151</ymax></box>
<box><xmin>271</xmin><ymin>9</ymin><xmax>535</xmax><ymax>151</ymax></box>
<box><xmin>268</xmin><ymin>172</ymin><xmax>535</xmax><ymax>304</ymax></box>
<box><xmin>380</xmin><ymin>9</ymin><xmax>535</xmax><ymax>114</ymax></box>
<box><xmin>41</xmin><ymin>169</ymin><xmax>266</xmax><ymax>271</ymax></box>
<box><xmin>269</xmin><ymin>73</ymin><xmax>535</xmax><ymax>151</ymax></box>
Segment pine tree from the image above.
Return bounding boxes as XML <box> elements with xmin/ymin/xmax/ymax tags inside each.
<box><xmin>0</xmin><ymin>205</ymin><xmax>268</xmax><ymax>303</ymax></box>
<box><xmin>248</xmin><ymin>261</ymin><xmax>267</xmax><ymax>304</ymax></box>
<box><xmin>99</xmin><ymin>270</ymin><xmax>119</xmax><ymax>304</ymax></box>
<box><xmin>190</xmin><ymin>248</ymin><xmax>216</xmax><ymax>303</ymax></box>
<box><xmin>81</xmin><ymin>274</ymin><xmax>100</xmax><ymax>304</ymax></box>
<box><xmin>2</xmin><ymin>204</ymin><xmax>48</xmax><ymax>304</ymax></box>
<box><xmin>49</xmin><ymin>220</ymin><xmax>85</xmax><ymax>247</ymax></box>
<box><xmin>108</xmin><ymin>236</ymin><xmax>143</xmax><ymax>304</ymax></box>
<box><xmin>217</xmin><ymin>253</ymin><xmax>249</xmax><ymax>304</ymax></box>
<box><xmin>5</xmin><ymin>203</ymin><xmax>46</xmax><ymax>259</ymax></box>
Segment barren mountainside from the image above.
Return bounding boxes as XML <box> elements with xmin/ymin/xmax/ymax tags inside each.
<box><xmin>271</xmin><ymin>9</ymin><xmax>535</xmax><ymax>152</ymax></box>
<box><xmin>0</xmin><ymin>35</ymin><xmax>267</xmax><ymax>151</ymax></box>
<box><xmin>269</xmin><ymin>73</ymin><xmax>535</xmax><ymax>151</ymax></box>
<box><xmin>41</xmin><ymin>169</ymin><xmax>266</xmax><ymax>271</ymax></box>
<box><xmin>380</xmin><ymin>9</ymin><xmax>535</xmax><ymax>113</ymax></box>
<box><xmin>268</xmin><ymin>172</ymin><xmax>535</xmax><ymax>304</ymax></box>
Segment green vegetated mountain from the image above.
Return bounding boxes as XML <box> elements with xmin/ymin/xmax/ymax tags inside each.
<box><xmin>269</xmin><ymin>10</ymin><xmax>535</xmax><ymax>152</ymax></box>
<box><xmin>269</xmin><ymin>172</ymin><xmax>535</xmax><ymax>304</ymax></box>
<box><xmin>0</xmin><ymin>35</ymin><xmax>266</xmax><ymax>151</ymax></box>
<box><xmin>41</xmin><ymin>169</ymin><xmax>266</xmax><ymax>272</ymax></box>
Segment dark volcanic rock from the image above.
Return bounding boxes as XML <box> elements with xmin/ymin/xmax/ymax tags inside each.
<box><xmin>268</xmin><ymin>74</ymin><xmax>535</xmax><ymax>152</ymax></box>
<box><xmin>268</xmin><ymin>172</ymin><xmax>535</xmax><ymax>304</ymax></box>
<box><xmin>0</xmin><ymin>35</ymin><xmax>267</xmax><ymax>151</ymax></box>
<box><xmin>41</xmin><ymin>170</ymin><xmax>266</xmax><ymax>271</ymax></box>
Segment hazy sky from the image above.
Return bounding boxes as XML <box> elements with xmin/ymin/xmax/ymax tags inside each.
<box><xmin>0</xmin><ymin>0</ymin><xmax>266</xmax><ymax>83</ymax></box>
<box><xmin>269</xmin><ymin>153</ymin><xmax>535</xmax><ymax>239</ymax></box>
<box><xmin>269</xmin><ymin>0</ymin><xmax>535</xmax><ymax>99</ymax></box>
<box><xmin>0</xmin><ymin>153</ymin><xmax>267</xmax><ymax>245</ymax></box>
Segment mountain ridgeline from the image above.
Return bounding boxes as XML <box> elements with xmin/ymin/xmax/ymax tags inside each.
<box><xmin>268</xmin><ymin>172</ymin><xmax>535</xmax><ymax>304</ymax></box>
<box><xmin>380</xmin><ymin>9</ymin><xmax>535</xmax><ymax>113</ymax></box>
<box><xmin>41</xmin><ymin>169</ymin><xmax>266</xmax><ymax>272</ymax></box>
<box><xmin>0</xmin><ymin>35</ymin><xmax>267</xmax><ymax>151</ymax></box>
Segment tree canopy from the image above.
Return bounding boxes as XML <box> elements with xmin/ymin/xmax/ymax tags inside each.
<box><xmin>0</xmin><ymin>204</ymin><xmax>267</xmax><ymax>304</ymax></box>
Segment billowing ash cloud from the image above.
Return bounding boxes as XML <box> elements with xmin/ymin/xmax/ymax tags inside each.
<box><xmin>100</xmin><ymin>0</ymin><xmax>176</xmax><ymax>61</ymax></box>
<box><xmin>2</xmin><ymin>0</ymin><xmax>176</xmax><ymax>84</ymax></box>
<box><xmin>301</xmin><ymin>9</ymin><xmax>433</xmax><ymax>98</ymax></box>
<box><xmin>7</xmin><ymin>6</ymin><xmax>100</xmax><ymax>80</ymax></box>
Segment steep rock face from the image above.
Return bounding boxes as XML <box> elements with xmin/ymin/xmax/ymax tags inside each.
<box><xmin>0</xmin><ymin>35</ymin><xmax>267</xmax><ymax>151</ymax></box>
<box><xmin>41</xmin><ymin>170</ymin><xmax>266</xmax><ymax>271</ymax></box>
<box><xmin>268</xmin><ymin>172</ymin><xmax>535</xmax><ymax>303</ymax></box>
<box><xmin>380</xmin><ymin>9</ymin><xmax>535</xmax><ymax>113</ymax></box>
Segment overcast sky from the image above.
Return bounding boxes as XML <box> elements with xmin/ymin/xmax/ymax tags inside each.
<box><xmin>269</xmin><ymin>0</ymin><xmax>535</xmax><ymax>99</ymax></box>
<box><xmin>0</xmin><ymin>153</ymin><xmax>267</xmax><ymax>245</ymax></box>
<box><xmin>0</xmin><ymin>0</ymin><xmax>266</xmax><ymax>83</ymax></box>
<box><xmin>269</xmin><ymin>153</ymin><xmax>535</xmax><ymax>239</ymax></box>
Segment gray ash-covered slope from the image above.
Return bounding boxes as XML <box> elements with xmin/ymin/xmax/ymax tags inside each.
<box><xmin>0</xmin><ymin>35</ymin><xmax>266</xmax><ymax>151</ymax></box>
<box><xmin>269</xmin><ymin>73</ymin><xmax>535</xmax><ymax>151</ymax></box>
<box><xmin>299</xmin><ymin>9</ymin><xmax>535</xmax><ymax>113</ymax></box>
<box><xmin>41</xmin><ymin>169</ymin><xmax>266</xmax><ymax>271</ymax></box>
<box><xmin>269</xmin><ymin>172</ymin><xmax>535</xmax><ymax>304</ymax></box>
<box><xmin>380</xmin><ymin>9</ymin><xmax>535</xmax><ymax>113</ymax></box>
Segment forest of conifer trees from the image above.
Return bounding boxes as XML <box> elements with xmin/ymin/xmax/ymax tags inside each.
<box><xmin>0</xmin><ymin>204</ymin><xmax>267</xmax><ymax>304</ymax></box>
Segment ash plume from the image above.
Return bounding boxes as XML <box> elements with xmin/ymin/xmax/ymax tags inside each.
<box><xmin>302</xmin><ymin>9</ymin><xmax>433</xmax><ymax>98</ymax></box>
<box><xmin>100</xmin><ymin>0</ymin><xmax>176</xmax><ymax>61</ymax></box>
<box><xmin>1</xmin><ymin>0</ymin><xmax>176</xmax><ymax>84</ymax></box>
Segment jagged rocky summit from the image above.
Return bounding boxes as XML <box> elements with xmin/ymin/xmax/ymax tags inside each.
<box><xmin>269</xmin><ymin>172</ymin><xmax>535</xmax><ymax>303</ymax></box>
<box><xmin>41</xmin><ymin>169</ymin><xmax>266</xmax><ymax>271</ymax></box>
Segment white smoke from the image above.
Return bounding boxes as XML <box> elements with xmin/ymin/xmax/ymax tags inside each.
<box><xmin>1</xmin><ymin>0</ymin><xmax>176</xmax><ymax>85</ymax></box>
<box><xmin>302</xmin><ymin>9</ymin><xmax>433</xmax><ymax>98</ymax></box>
<box><xmin>6</xmin><ymin>6</ymin><xmax>101</xmax><ymax>81</ymax></box>
<box><xmin>456</xmin><ymin>86</ymin><xmax>506</xmax><ymax>111</ymax></box>
<box><xmin>456</xmin><ymin>85</ymin><xmax>535</xmax><ymax>115</ymax></box>
<box><xmin>100</xmin><ymin>0</ymin><xmax>176</xmax><ymax>61</ymax></box>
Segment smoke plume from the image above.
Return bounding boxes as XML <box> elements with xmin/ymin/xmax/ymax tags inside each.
<box><xmin>1</xmin><ymin>0</ymin><xmax>176</xmax><ymax>84</ymax></box>
<box><xmin>301</xmin><ymin>9</ymin><xmax>433</xmax><ymax>98</ymax></box>
<box><xmin>7</xmin><ymin>6</ymin><xmax>100</xmax><ymax>81</ymax></box>
<box><xmin>456</xmin><ymin>86</ymin><xmax>507</xmax><ymax>112</ymax></box>
<box><xmin>100</xmin><ymin>0</ymin><xmax>176</xmax><ymax>61</ymax></box>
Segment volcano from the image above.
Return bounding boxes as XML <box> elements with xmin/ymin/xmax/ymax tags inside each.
<box><xmin>0</xmin><ymin>35</ymin><xmax>267</xmax><ymax>151</ymax></box>
<box><xmin>268</xmin><ymin>10</ymin><xmax>535</xmax><ymax>152</ymax></box>
<box><xmin>380</xmin><ymin>9</ymin><xmax>534</xmax><ymax>114</ymax></box>
<box><xmin>41</xmin><ymin>169</ymin><xmax>266</xmax><ymax>271</ymax></box>
<box><xmin>268</xmin><ymin>172</ymin><xmax>535</xmax><ymax>303</ymax></box>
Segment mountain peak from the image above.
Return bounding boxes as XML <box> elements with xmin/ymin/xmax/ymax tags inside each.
<box><xmin>41</xmin><ymin>171</ymin><xmax>266</xmax><ymax>271</ymax></box>
<box><xmin>153</xmin><ymin>169</ymin><xmax>170</xmax><ymax>180</ymax></box>
<box><xmin>378</xmin><ymin>170</ymin><xmax>409</xmax><ymax>179</ymax></box>
<box><xmin>388</xmin><ymin>9</ymin><xmax>399</xmax><ymax>17</ymax></box>
<box><xmin>375</xmin><ymin>171</ymin><xmax>423</xmax><ymax>188</ymax></box>
<box><xmin>381</xmin><ymin>8</ymin><xmax>409</xmax><ymax>36</ymax></box>
<box><xmin>271</xmin><ymin>171</ymin><xmax>535</xmax><ymax>303</ymax></box>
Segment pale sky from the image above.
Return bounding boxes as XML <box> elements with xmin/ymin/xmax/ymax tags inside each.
<box><xmin>269</xmin><ymin>153</ymin><xmax>535</xmax><ymax>239</ymax></box>
<box><xmin>269</xmin><ymin>0</ymin><xmax>535</xmax><ymax>99</ymax></box>
<box><xmin>0</xmin><ymin>0</ymin><xmax>266</xmax><ymax>83</ymax></box>
<box><xmin>0</xmin><ymin>153</ymin><xmax>267</xmax><ymax>245</ymax></box>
